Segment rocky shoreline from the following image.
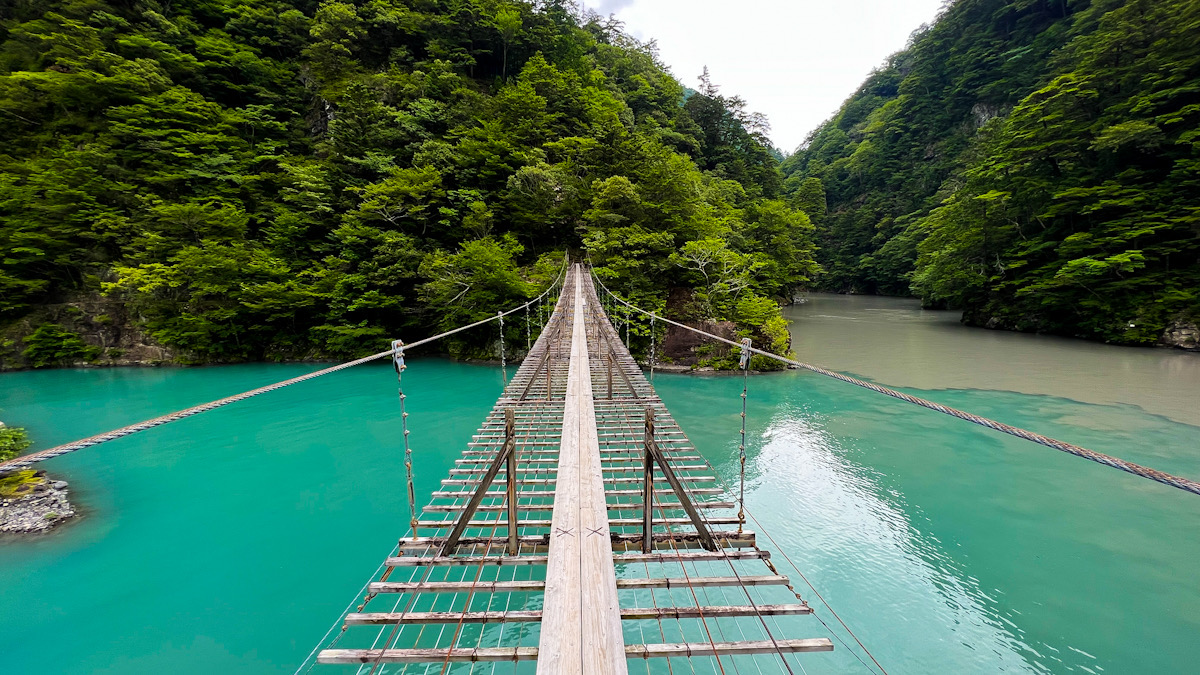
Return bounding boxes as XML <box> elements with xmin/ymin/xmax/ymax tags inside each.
<box><xmin>0</xmin><ymin>470</ymin><xmax>76</xmax><ymax>534</ymax></box>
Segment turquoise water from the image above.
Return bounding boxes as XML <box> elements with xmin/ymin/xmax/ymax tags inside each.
<box><xmin>2</xmin><ymin>352</ymin><xmax>1198</xmax><ymax>672</ymax></box>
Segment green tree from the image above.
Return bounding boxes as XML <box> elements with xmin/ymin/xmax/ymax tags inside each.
<box><xmin>0</xmin><ymin>0</ymin><xmax>809</xmax><ymax>365</ymax></box>
<box><xmin>22</xmin><ymin>324</ymin><xmax>101</xmax><ymax>367</ymax></box>
<box><xmin>0</xmin><ymin>427</ymin><xmax>32</xmax><ymax>462</ymax></box>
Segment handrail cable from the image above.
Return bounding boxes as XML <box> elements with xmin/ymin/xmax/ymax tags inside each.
<box><xmin>0</xmin><ymin>258</ymin><xmax>569</xmax><ymax>471</ymax></box>
<box><xmin>588</xmin><ymin>269</ymin><xmax>1200</xmax><ymax>497</ymax></box>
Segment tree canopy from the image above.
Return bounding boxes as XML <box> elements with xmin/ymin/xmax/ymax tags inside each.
<box><xmin>0</xmin><ymin>0</ymin><xmax>813</xmax><ymax>365</ymax></box>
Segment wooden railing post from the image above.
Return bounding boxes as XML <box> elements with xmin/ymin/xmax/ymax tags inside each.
<box><xmin>505</xmin><ymin>408</ymin><xmax>518</xmax><ymax>556</ymax></box>
<box><xmin>440</xmin><ymin>407</ymin><xmax>518</xmax><ymax>556</ymax></box>
<box><xmin>607</xmin><ymin>352</ymin><xmax>615</xmax><ymax>400</ymax></box>
<box><xmin>642</xmin><ymin>407</ymin><xmax>655</xmax><ymax>553</ymax></box>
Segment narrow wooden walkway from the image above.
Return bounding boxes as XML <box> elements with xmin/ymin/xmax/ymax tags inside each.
<box><xmin>317</xmin><ymin>265</ymin><xmax>831</xmax><ymax>672</ymax></box>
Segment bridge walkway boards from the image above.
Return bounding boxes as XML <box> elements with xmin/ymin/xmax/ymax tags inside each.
<box><xmin>317</xmin><ymin>265</ymin><xmax>831</xmax><ymax>672</ymax></box>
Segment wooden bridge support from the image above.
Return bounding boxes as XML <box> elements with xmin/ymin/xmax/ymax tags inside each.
<box><xmin>316</xmin><ymin>264</ymin><xmax>832</xmax><ymax>672</ymax></box>
<box><xmin>642</xmin><ymin>406</ymin><xmax>717</xmax><ymax>553</ymax></box>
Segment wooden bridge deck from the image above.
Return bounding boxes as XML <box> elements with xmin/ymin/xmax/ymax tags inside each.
<box><xmin>317</xmin><ymin>265</ymin><xmax>831</xmax><ymax>673</ymax></box>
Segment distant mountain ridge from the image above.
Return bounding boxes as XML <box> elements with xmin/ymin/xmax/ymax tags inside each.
<box><xmin>783</xmin><ymin>0</ymin><xmax>1200</xmax><ymax>348</ymax></box>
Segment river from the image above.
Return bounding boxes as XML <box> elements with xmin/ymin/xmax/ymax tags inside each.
<box><xmin>0</xmin><ymin>295</ymin><xmax>1196</xmax><ymax>673</ymax></box>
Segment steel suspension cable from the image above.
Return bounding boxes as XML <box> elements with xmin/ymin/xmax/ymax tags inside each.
<box><xmin>738</xmin><ymin>338</ymin><xmax>750</xmax><ymax>533</ymax></box>
<box><xmin>393</xmin><ymin>341</ymin><xmax>418</xmax><ymax>535</ymax></box>
<box><xmin>589</xmin><ymin>270</ymin><xmax>1200</xmax><ymax>498</ymax></box>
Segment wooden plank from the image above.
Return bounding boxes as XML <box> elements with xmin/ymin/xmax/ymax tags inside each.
<box><xmin>621</xmin><ymin>604</ymin><xmax>812</xmax><ymax>620</ymax></box>
<box><xmin>366</xmin><ymin>575</ymin><xmax>788</xmax><ymax>594</ymax></box>
<box><xmin>538</xmin><ymin>265</ymin><xmax>627</xmax><ymax>675</ymax></box>
<box><xmin>612</xmin><ymin>550</ymin><xmax>770</xmax><ymax>565</ymax></box>
<box><xmin>317</xmin><ymin>647</ymin><xmax>538</xmax><ymax>664</ymax></box>
<box><xmin>369</xmin><ymin>579</ymin><xmax>546</xmax><ymax>594</ymax></box>
<box><xmin>438</xmin><ymin>476</ymin><xmax>718</xmax><ymax>485</ymax></box>
<box><xmin>616</xmin><ymin>575</ymin><xmax>789</xmax><ymax>590</ymax></box>
<box><xmin>605</xmin><ymin>487</ymin><xmax>723</xmax><ymax>496</ymax></box>
<box><xmin>380</xmin><ymin>550</ymin><xmax>774</xmax><ymax>566</ymax></box>
<box><xmin>447</xmin><ymin>464</ymin><xmax>709</xmax><ymax>472</ymax></box>
<box><xmin>415</xmin><ymin>517</ymin><xmax>743</xmax><ymax>528</ymax></box>
<box><xmin>345</xmin><ymin>610</ymin><xmax>540</xmax><ymax>625</ymax></box>
<box><xmin>396</xmin><ymin>534</ymin><xmax>755</xmax><ymax>555</ymax></box>
<box><xmin>318</xmin><ymin>640</ymin><xmax>834</xmax><ymax>664</ymax></box>
<box><xmin>421</xmin><ymin>501</ymin><xmax>736</xmax><ymax>512</ymax></box>
<box><xmin>343</xmin><ymin>604</ymin><xmax>810</xmax><ymax>625</ymax></box>
<box><xmin>537</xmin><ymin>267</ymin><xmax>584</xmax><ymax>675</ymax></box>
<box><xmin>577</xmin><ymin>283</ymin><xmax>628</xmax><ymax>675</ymax></box>
<box><xmin>396</xmin><ymin>530</ymin><xmax>755</xmax><ymax>552</ymax></box>
<box><xmin>428</xmin><ymin>487</ymin><xmax>723</xmax><ymax>498</ymax></box>
<box><xmin>625</xmin><ymin>639</ymin><xmax>834</xmax><ymax>657</ymax></box>
<box><xmin>455</xmin><ymin>456</ymin><xmax>704</xmax><ymax>464</ymax></box>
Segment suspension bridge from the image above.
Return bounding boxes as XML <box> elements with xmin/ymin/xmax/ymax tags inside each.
<box><xmin>5</xmin><ymin>260</ymin><xmax>1199</xmax><ymax>673</ymax></box>
<box><xmin>310</xmin><ymin>264</ymin><xmax>833</xmax><ymax>672</ymax></box>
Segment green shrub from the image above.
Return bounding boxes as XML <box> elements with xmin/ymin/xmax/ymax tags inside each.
<box><xmin>22</xmin><ymin>324</ymin><xmax>101</xmax><ymax>368</ymax></box>
<box><xmin>0</xmin><ymin>427</ymin><xmax>32</xmax><ymax>462</ymax></box>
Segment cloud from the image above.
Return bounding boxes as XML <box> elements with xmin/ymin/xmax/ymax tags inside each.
<box><xmin>597</xmin><ymin>0</ymin><xmax>946</xmax><ymax>152</ymax></box>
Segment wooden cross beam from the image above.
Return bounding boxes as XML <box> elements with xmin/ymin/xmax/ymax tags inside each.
<box><xmin>642</xmin><ymin>406</ymin><xmax>718</xmax><ymax>552</ymax></box>
<box><xmin>439</xmin><ymin>408</ymin><xmax>519</xmax><ymax>556</ymax></box>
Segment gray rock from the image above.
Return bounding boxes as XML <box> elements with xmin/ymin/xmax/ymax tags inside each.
<box><xmin>0</xmin><ymin>478</ymin><xmax>76</xmax><ymax>533</ymax></box>
<box><xmin>1160</xmin><ymin>321</ymin><xmax>1199</xmax><ymax>350</ymax></box>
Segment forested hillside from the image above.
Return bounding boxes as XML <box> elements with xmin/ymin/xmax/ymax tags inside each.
<box><xmin>783</xmin><ymin>0</ymin><xmax>1200</xmax><ymax>347</ymax></box>
<box><xmin>0</xmin><ymin>0</ymin><xmax>814</xmax><ymax>367</ymax></box>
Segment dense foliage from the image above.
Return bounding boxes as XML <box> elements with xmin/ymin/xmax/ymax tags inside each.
<box><xmin>0</xmin><ymin>0</ymin><xmax>814</xmax><ymax>365</ymax></box>
<box><xmin>783</xmin><ymin>0</ymin><xmax>1200</xmax><ymax>345</ymax></box>
<box><xmin>0</xmin><ymin>426</ymin><xmax>32</xmax><ymax>462</ymax></box>
<box><xmin>20</xmin><ymin>323</ymin><xmax>101</xmax><ymax>366</ymax></box>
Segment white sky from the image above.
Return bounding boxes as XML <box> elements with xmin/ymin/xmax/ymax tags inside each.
<box><xmin>581</xmin><ymin>0</ymin><xmax>947</xmax><ymax>153</ymax></box>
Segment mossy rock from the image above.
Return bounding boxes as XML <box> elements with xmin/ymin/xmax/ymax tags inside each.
<box><xmin>0</xmin><ymin>470</ymin><xmax>44</xmax><ymax>498</ymax></box>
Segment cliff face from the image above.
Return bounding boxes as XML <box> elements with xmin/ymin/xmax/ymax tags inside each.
<box><xmin>1</xmin><ymin>294</ymin><xmax>174</xmax><ymax>370</ymax></box>
<box><xmin>651</xmin><ymin>287</ymin><xmax>790</xmax><ymax>371</ymax></box>
<box><xmin>658</xmin><ymin>319</ymin><xmax>741</xmax><ymax>370</ymax></box>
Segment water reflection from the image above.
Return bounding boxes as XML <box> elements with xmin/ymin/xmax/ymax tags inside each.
<box><xmin>749</xmin><ymin>409</ymin><xmax>1048</xmax><ymax>672</ymax></box>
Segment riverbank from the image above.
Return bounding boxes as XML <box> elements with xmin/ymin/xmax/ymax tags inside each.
<box><xmin>0</xmin><ymin>469</ymin><xmax>76</xmax><ymax>533</ymax></box>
